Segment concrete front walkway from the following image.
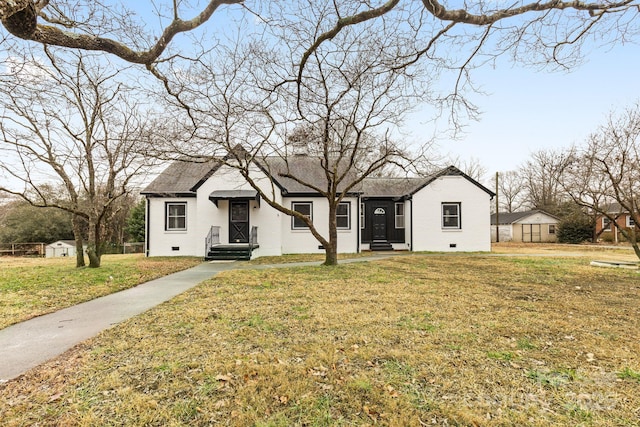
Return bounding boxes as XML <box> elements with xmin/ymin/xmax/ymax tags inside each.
<box><xmin>0</xmin><ymin>254</ymin><xmax>401</xmax><ymax>382</ymax></box>
<box><xmin>0</xmin><ymin>261</ymin><xmax>239</xmax><ymax>382</ymax></box>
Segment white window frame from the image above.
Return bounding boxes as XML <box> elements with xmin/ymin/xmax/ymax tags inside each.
<box><xmin>166</xmin><ymin>202</ymin><xmax>187</xmax><ymax>231</ymax></box>
<box><xmin>442</xmin><ymin>202</ymin><xmax>461</xmax><ymax>229</ymax></box>
<box><xmin>602</xmin><ymin>217</ymin><xmax>612</xmax><ymax>231</ymax></box>
<box><xmin>292</xmin><ymin>202</ymin><xmax>312</xmax><ymax>229</ymax></box>
<box><xmin>395</xmin><ymin>202</ymin><xmax>405</xmax><ymax>229</ymax></box>
<box><xmin>548</xmin><ymin>224</ymin><xmax>556</xmax><ymax>234</ymax></box>
<box><xmin>627</xmin><ymin>215</ymin><xmax>636</xmax><ymax>228</ymax></box>
<box><xmin>336</xmin><ymin>202</ymin><xmax>350</xmax><ymax>230</ymax></box>
<box><xmin>360</xmin><ymin>203</ymin><xmax>365</xmax><ymax>229</ymax></box>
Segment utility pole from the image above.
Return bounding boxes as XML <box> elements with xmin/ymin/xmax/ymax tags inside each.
<box><xmin>495</xmin><ymin>171</ymin><xmax>499</xmax><ymax>243</ymax></box>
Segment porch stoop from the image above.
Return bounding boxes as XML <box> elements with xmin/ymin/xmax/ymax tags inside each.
<box><xmin>369</xmin><ymin>241</ymin><xmax>394</xmax><ymax>251</ymax></box>
<box><xmin>205</xmin><ymin>244</ymin><xmax>259</xmax><ymax>261</ymax></box>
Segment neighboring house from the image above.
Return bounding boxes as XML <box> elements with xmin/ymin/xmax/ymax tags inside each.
<box><xmin>490</xmin><ymin>210</ymin><xmax>560</xmax><ymax>243</ymax></box>
<box><xmin>595</xmin><ymin>203</ymin><xmax>638</xmax><ymax>243</ymax></box>
<box><xmin>45</xmin><ymin>240</ymin><xmax>83</xmax><ymax>258</ymax></box>
<box><xmin>141</xmin><ymin>156</ymin><xmax>495</xmax><ymax>260</ymax></box>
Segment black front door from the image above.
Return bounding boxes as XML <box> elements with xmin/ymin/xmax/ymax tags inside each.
<box><xmin>229</xmin><ymin>200</ymin><xmax>249</xmax><ymax>243</ymax></box>
<box><xmin>372</xmin><ymin>207</ymin><xmax>387</xmax><ymax>241</ymax></box>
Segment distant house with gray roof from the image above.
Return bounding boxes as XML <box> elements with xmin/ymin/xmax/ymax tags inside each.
<box><xmin>142</xmin><ymin>155</ymin><xmax>495</xmax><ymax>260</ymax></box>
<box><xmin>490</xmin><ymin>210</ymin><xmax>560</xmax><ymax>243</ymax></box>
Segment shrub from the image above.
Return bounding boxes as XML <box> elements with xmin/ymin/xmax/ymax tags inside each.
<box><xmin>557</xmin><ymin>217</ymin><xmax>593</xmax><ymax>244</ymax></box>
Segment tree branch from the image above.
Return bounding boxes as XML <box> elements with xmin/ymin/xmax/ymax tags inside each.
<box><xmin>1</xmin><ymin>0</ymin><xmax>243</xmax><ymax>65</ymax></box>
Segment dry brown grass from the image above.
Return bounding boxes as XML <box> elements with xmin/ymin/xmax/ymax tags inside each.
<box><xmin>491</xmin><ymin>242</ymin><xmax>639</xmax><ymax>262</ymax></box>
<box><xmin>1</xmin><ymin>253</ymin><xmax>639</xmax><ymax>426</ymax></box>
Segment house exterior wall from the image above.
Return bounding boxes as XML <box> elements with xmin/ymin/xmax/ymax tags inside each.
<box><xmin>280</xmin><ymin>196</ymin><xmax>360</xmax><ymax>254</ymax></box>
<box><xmin>595</xmin><ymin>213</ymin><xmax>636</xmax><ymax>243</ymax></box>
<box><xmin>45</xmin><ymin>241</ymin><xmax>77</xmax><ymax>258</ymax></box>
<box><xmin>146</xmin><ymin>165</ymin><xmax>284</xmax><ymax>257</ymax></box>
<box><xmin>490</xmin><ymin>225</ymin><xmax>513</xmax><ymax>242</ymax></box>
<box><xmin>146</xmin><ymin>163</ymin><xmax>493</xmax><ymax>258</ymax></box>
<box><xmin>360</xmin><ymin>199</ymin><xmax>407</xmax><ymax>245</ymax></box>
<box><xmin>411</xmin><ymin>175</ymin><xmax>491</xmax><ymax>252</ymax></box>
<box><xmin>196</xmin><ymin>165</ymin><xmax>283</xmax><ymax>258</ymax></box>
<box><xmin>147</xmin><ymin>196</ymin><xmax>200</xmax><ymax>256</ymax></box>
<box><xmin>511</xmin><ymin>212</ymin><xmax>559</xmax><ymax>243</ymax></box>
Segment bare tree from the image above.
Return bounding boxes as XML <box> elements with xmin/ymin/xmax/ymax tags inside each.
<box><xmin>2</xmin><ymin>1</ymin><xmax>638</xmax><ymax>266</ymax></box>
<box><xmin>151</xmin><ymin>7</ymin><xmax>428</xmax><ymax>265</ymax></box>
<box><xmin>1</xmin><ymin>1</ymin><xmax>637</xmax><ymax>69</ymax></box>
<box><xmin>0</xmin><ymin>47</ymin><xmax>157</xmax><ymax>267</ymax></box>
<box><xmin>561</xmin><ymin>104</ymin><xmax>640</xmax><ymax>259</ymax></box>
<box><xmin>0</xmin><ymin>1</ymin><xmax>242</xmax><ymax>64</ymax></box>
<box><xmin>492</xmin><ymin>170</ymin><xmax>526</xmax><ymax>213</ymax></box>
<box><xmin>449</xmin><ymin>157</ymin><xmax>487</xmax><ymax>183</ymax></box>
<box><xmin>520</xmin><ymin>148</ymin><xmax>575</xmax><ymax>214</ymax></box>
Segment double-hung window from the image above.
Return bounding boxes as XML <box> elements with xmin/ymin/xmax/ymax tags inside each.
<box><xmin>627</xmin><ymin>215</ymin><xmax>636</xmax><ymax>228</ymax></box>
<box><xmin>442</xmin><ymin>203</ymin><xmax>461</xmax><ymax>229</ymax></box>
<box><xmin>166</xmin><ymin>202</ymin><xmax>187</xmax><ymax>231</ymax></box>
<box><xmin>336</xmin><ymin>202</ymin><xmax>350</xmax><ymax>229</ymax></box>
<box><xmin>602</xmin><ymin>217</ymin><xmax>611</xmax><ymax>231</ymax></box>
<box><xmin>292</xmin><ymin>202</ymin><xmax>312</xmax><ymax>229</ymax></box>
<box><xmin>395</xmin><ymin>203</ymin><xmax>405</xmax><ymax>229</ymax></box>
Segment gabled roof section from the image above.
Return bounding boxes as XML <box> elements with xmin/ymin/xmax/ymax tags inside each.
<box><xmin>490</xmin><ymin>210</ymin><xmax>560</xmax><ymax>225</ymax></box>
<box><xmin>358</xmin><ymin>177</ymin><xmax>429</xmax><ymax>198</ymax></box>
<box><xmin>412</xmin><ymin>166</ymin><xmax>495</xmax><ymax>197</ymax></box>
<box><xmin>256</xmin><ymin>155</ymin><xmax>359</xmax><ymax>195</ymax></box>
<box><xmin>142</xmin><ymin>155</ymin><xmax>495</xmax><ymax>200</ymax></box>
<box><xmin>141</xmin><ymin>159</ymin><xmax>221</xmax><ymax>196</ymax></box>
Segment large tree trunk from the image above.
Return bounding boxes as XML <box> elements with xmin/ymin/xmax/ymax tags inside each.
<box><xmin>323</xmin><ymin>205</ymin><xmax>339</xmax><ymax>266</ymax></box>
<box><xmin>616</xmin><ymin>226</ymin><xmax>640</xmax><ymax>262</ymax></box>
<box><xmin>632</xmin><ymin>243</ymin><xmax>640</xmax><ymax>261</ymax></box>
<box><xmin>0</xmin><ymin>1</ymin><xmax>36</xmax><ymax>38</ymax></box>
<box><xmin>72</xmin><ymin>215</ymin><xmax>85</xmax><ymax>268</ymax></box>
<box><xmin>86</xmin><ymin>219</ymin><xmax>102</xmax><ymax>268</ymax></box>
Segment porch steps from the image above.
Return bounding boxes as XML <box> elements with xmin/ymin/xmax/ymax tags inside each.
<box><xmin>205</xmin><ymin>245</ymin><xmax>259</xmax><ymax>261</ymax></box>
<box><xmin>370</xmin><ymin>241</ymin><xmax>394</xmax><ymax>251</ymax></box>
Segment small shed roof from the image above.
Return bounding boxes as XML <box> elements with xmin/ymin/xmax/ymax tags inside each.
<box><xmin>46</xmin><ymin>240</ymin><xmax>76</xmax><ymax>248</ymax></box>
<box><xmin>490</xmin><ymin>210</ymin><xmax>560</xmax><ymax>225</ymax></box>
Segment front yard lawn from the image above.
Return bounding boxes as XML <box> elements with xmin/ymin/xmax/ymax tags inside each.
<box><xmin>0</xmin><ymin>254</ymin><xmax>202</xmax><ymax>329</ymax></box>
<box><xmin>1</xmin><ymin>254</ymin><xmax>638</xmax><ymax>426</ymax></box>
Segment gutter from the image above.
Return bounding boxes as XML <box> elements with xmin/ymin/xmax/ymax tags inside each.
<box><xmin>145</xmin><ymin>197</ymin><xmax>150</xmax><ymax>257</ymax></box>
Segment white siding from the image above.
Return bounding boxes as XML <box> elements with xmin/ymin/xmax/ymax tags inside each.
<box><xmin>147</xmin><ymin>197</ymin><xmax>200</xmax><ymax>256</ymax></box>
<box><xmin>146</xmin><ymin>165</ymin><xmax>285</xmax><ymax>257</ymax></box>
<box><xmin>411</xmin><ymin>176</ymin><xmax>492</xmax><ymax>252</ymax></box>
<box><xmin>195</xmin><ymin>165</ymin><xmax>283</xmax><ymax>257</ymax></box>
<box><xmin>490</xmin><ymin>225</ymin><xmax>513</xmax><ymax>242</ymax></box>
<box><xmin>280</xmin><ymin>196</ymin><xmax>360</xmax><ymax>255</ymax></box>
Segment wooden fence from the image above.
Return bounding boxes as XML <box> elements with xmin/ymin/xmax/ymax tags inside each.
<box><xmin>0</xmin><ymin>242</ymin><xmax>46</xmax><ymax>257</ymax></box>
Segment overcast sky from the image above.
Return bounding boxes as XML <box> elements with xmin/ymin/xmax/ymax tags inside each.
<box><xmin>414</xmin><ymin>40</ymin><xmax>640</xmax><ymax>181</ymax></box>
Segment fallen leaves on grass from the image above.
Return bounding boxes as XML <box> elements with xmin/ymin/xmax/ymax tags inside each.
<box><xmin>1</xmin><ymin>254</ymin><xmax>639</xmax><ymax>426</ymax></box>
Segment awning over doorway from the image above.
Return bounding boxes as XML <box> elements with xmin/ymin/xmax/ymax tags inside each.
<box><xmin>208</xmin><ymin>190</ymin><xmax>260</xmax><ymax>207</ymax></box>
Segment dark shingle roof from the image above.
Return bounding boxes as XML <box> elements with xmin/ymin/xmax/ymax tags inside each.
<box><xmin>257</xmin><ymin>155</ymin><xmax>358</xmax><ymax>194</ymax></box>
<box><xmin>141</xmin><ymin>159</ymin><xmax>221</xmax><ymax>195</ymax></box>
<box><xmin>143</xmin><ymin>156</ymin><xmax>495</xmax><ymax>199</ymax></box>
<box><xmin>358</xmin><ymin>177</ymin><xmax>429</xmax><ymax>197</ymax></box>
<box><xmin>490</xmin><ymin>210</ymin><xmax>559</xmax><ymax>225</ymax></box>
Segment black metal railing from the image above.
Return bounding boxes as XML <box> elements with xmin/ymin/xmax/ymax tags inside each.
<box><xmin>205</xmin><ymin>226</ymin><xmax>221</xmax><ymax>253</ymax></box>
<box><xmin>249</xmin><ymin>226</ymin><xmax>258</xmax><ymax>249</ymax></box>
